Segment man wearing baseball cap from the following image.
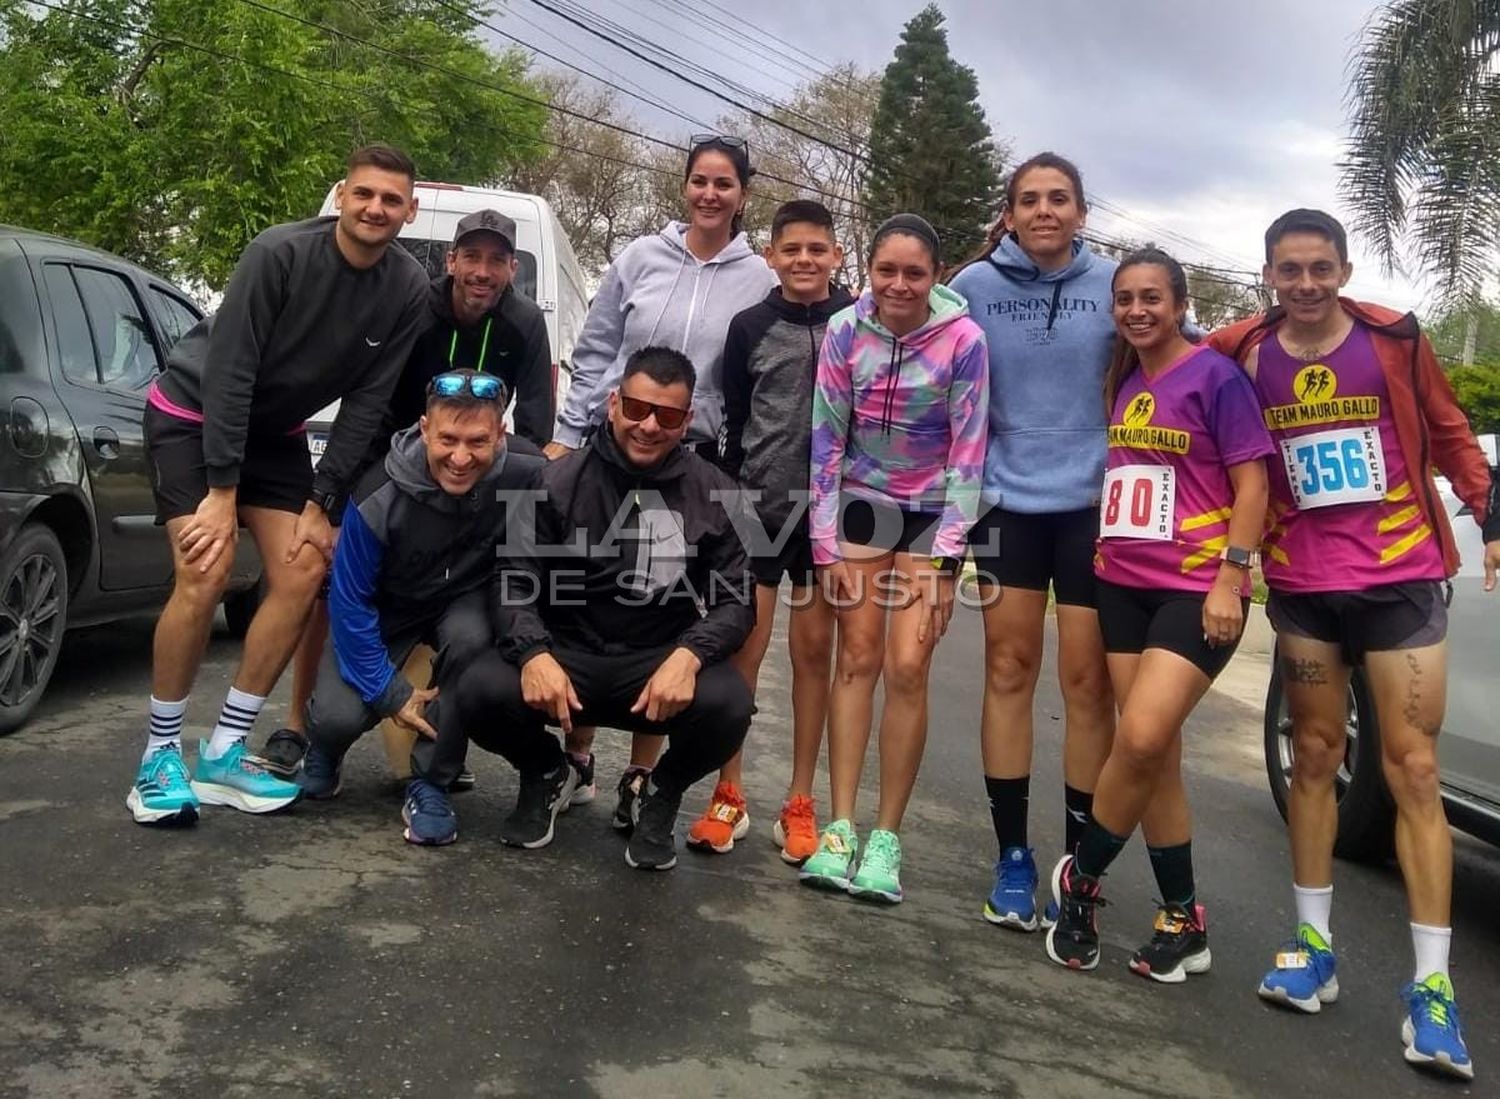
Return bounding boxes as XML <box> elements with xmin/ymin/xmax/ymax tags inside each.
<box><xmin>387</xmin><ymin>208</ymin><xmax>554</xmax><ymax>452</ymax></box>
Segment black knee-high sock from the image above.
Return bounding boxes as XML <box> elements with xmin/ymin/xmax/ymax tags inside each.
<box><xmin>1074</xmin><ymin>819</ymin><xmax>1128</xmax><ymax>880</ymax></box>
<box><xmin>1147</xmin><ymin>841</ymin><xmax>1196</xmax><ymax>907</ymax></box>
<box><xmin>985</xmin><ymin>775</ymin><xmax>1029</xmax><ymax>852</ymax></box>
<box><xmin>1064</xmin><ymin>784</ymin><xmax>1094</xmax><ymax>854</ymax></box>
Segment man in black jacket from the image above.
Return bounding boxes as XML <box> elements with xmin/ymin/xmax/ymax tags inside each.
<box><xmin>129</xmin><ymin>144</ymin><xmax>429</xmax><ymax>828</ymax></box>
<box><xmin>454</xmin><ymin>346</ymin><xmax>756</xmax><ymax>869</ymax></box>
<box><xmin>392</xmin><ymin>209</ymin><xmax>553</xmax><ymax>450</ymax></box>
<box><xmin>299</xmin><ymin>370</ymin><xmax>544</xmax><ymax>846</ymax></box>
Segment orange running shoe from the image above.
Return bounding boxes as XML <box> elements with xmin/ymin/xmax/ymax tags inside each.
<box><xmin>773</xmin><ymin>794</ymin><xmax>819</xmax><ymax>865</ymax></box>
<box><xmin>686</xmin><ymin>781</ymin><xmax>750</xmax><ymax>853</ymax></box>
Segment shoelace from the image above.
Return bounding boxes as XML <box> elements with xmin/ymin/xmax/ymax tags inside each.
<box><xmin>782</xmin><ymin>797</ymin><xmax>815</xmax><ymax>829</ymax></box>
<box><xmin>997</xmin><ymin>856</ymin><xmax>1034</xmax><ymax>891</ymax></box>
<box><xmin>407</xmin><ymin>782</ymin><xmax>450</xmax><ymax>816</ymax></box>
<box><xmin>149</xmin><ymin>749</ymin><xmax>190</xmax><ymax>786</ymax></box>
<box><xmin>862</xmin><ymin>834</ymin><xmax>899</xmax><ymax>874</ymax></box>
<box><xmin>1147</xmin><ymin>902</ymin><xmax>1195</xmax><ymax>945</ymax></box>
<box><xmin>1410</xmin><ymin>984</ymin><xmax>1456</xmax><ymax>1031</ymax></box>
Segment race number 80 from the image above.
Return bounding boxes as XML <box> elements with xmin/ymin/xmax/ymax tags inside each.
<box><xmin>1100</xmin><ymin>464</ymin><xmax>1175</xmax><ymax>541</ymax></box>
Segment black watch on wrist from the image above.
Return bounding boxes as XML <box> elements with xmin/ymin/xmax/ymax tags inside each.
<box><xmin>1222</xmin><ymin>546</ymin><xmax>1256</xmax><ymax>570</ymax></box>
<box><xmin>311</xmin><ymin>490</ymin><xmax>339</xmax><ymax>516</ymax></box>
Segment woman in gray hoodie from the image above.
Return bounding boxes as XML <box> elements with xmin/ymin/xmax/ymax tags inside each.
<box><xmin>545</xmin><ymin>136</ymin><xmax>777</xmax><ymax>818</ymax></box>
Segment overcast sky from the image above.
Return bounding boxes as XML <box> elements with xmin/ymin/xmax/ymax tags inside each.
<box><xmin>494</xmin><ymin>0</ymin><xmax>1426</xmax><ymax>311</ymax></box>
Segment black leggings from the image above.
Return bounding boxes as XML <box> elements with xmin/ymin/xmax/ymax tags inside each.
<box><xmin>455</xmin><ymin>644</ymin><xmax>752</xmax><ymax>796</ymax></box>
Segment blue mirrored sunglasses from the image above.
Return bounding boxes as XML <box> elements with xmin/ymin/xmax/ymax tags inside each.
<box><xmin>429</xmin><ymin>372</ymin><xmax>503</xmax><ymax>401</ymax></box>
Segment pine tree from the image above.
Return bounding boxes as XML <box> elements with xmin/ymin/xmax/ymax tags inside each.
<box><xmin>865</xmin><ymin>4</ymin><xmax>1004</xmax><ymax>264</ymax></box>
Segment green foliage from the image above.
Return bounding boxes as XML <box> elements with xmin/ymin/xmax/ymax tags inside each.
<box><xmin>1447</xmin><ymin>364</ymin><xmax>1500</xmax><ymax>434</ymax></box>
<box><xmin>1424</xmin><ymin>298</ymin><xmax>1500</xmax><ymax>366</ymax></box>
<box><xmin>865</xmin><ymin>4</ymin><xmax>1004</xmax><ymax>264</ymax></box>
<box><xmin>0</xmin><ymin>0</ymin><xmax>546</xmax><ymax>290</ymax></box>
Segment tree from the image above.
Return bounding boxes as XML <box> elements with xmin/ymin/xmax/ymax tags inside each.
<box><xmin>1425</xmin><ymin>298</ymin><xmax>1500</xmax><ymax>366</ymax></box>
<box><xmin>864</xmin><ymin>5</ymin><xmax>1004</xmax><ymax>263</ymax></box>
<box><xmin>1341</xmin><ymin>0</ymin><xmax>1500</xmax><ymax>355</ymax></box>
<box><xmin>0</xmin><ymin>0</ymin><xmax>547</xmax><ymax>290</ymax></box>
<box><xmin>1185</xmin><ymin>268</ymin><xmax>1266</xmax><ymax>329</ymax></box>
<box><xmin>1447</xmin><ymin>365</ymin><xmax>1500</xmax><ymax>434</ymax></box>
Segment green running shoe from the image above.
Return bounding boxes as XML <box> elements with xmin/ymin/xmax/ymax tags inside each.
<box><xmin>799</xmin><ymin>818</ymin><xmax>857</xmax><ymax>892</ymax></box>
<box><xmin>849</xmin><ymin>828</ymin><xmax>903</xmax><ymax>904</ymax></box>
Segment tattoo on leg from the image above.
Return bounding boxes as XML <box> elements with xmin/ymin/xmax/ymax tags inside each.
<box><xmin>1402</xmin><ymin>652</ymin><xmax>1442</xmax><ymax>737</ymax></box>
<box><xmin>1283</xmin><ymin>657</ymin><xmax>1328</xmax><ymax>685</ymax></box>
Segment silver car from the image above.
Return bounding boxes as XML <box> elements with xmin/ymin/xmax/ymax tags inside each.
<box><xmin>1264</xmin><ymin>441</ymin><xmax>1500</xmax><ymax>859</ymax></box>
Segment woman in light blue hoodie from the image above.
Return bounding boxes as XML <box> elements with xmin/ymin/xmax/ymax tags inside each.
<box><xmin>546</xmin><ymin>136</ymin><xmax>776</xmax><ymax>819</ymax></box>
<box><xmin>948</xmin><ymin>152</ymin><xmax>1119</xmax><ymax>934</ymax></box>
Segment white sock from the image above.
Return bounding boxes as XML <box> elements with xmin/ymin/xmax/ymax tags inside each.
<box><xmin>1293</xmin><ymin>883</ymin><xmax>1334</xmax><ymax>943</ymax></box>
<box><xmin>144</xmin><ymin>696</ymin><xmax>188</xmax><ymax>763</ymax></box>
<box><xmin>205</xmin><ymin>686</ymin><xmax>266</xmax><ymax>759</ymax></box>
<box><xmin>1411</xmin><ymin>923</ymin><xmax>1452</xmax><ymax>984</ymax></box>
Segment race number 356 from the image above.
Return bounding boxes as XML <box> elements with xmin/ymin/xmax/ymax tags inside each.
<box><xmin>1100</xmin><ymin>464</ymin><xmax>1175</xmax><ymax>541</ymax></box>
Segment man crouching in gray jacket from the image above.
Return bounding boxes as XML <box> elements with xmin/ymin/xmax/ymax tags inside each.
<box><xmin>299</xmin><ymin>369</ymin><xmax>543</xmax><ymax>846</ymax></box>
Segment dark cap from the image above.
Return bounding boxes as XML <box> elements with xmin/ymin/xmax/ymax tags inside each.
<box><xmin>453</xmin><ymin>209</ymin><xmax>516</xmax><ymax>251</ymax></box>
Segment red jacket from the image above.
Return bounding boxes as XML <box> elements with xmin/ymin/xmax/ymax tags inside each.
<box><xmin>1209</xmin><ymin>299</ymin><xmax>1497</xmax><ymax>577</ymax></box>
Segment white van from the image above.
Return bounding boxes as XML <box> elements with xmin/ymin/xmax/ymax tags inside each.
<box><xmin>307</xmin><ymin>180</ymin><xmax>589</xmax><ymax>457</ymax></box>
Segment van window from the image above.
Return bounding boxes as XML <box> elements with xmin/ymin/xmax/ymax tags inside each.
<box><xmin>395</xmin><ymin>238</ymin><xmax>539</xmax><ymax>301</ymax></box>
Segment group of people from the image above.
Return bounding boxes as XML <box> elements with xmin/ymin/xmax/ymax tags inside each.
<box><xmin>124</xmin><ymin>140</ymin><xmax>1499</xmax><ymax>1083</ymax></box>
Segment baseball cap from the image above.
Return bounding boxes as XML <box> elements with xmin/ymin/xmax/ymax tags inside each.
<box><xmin>453</xmin><ymin>209</ymin><xmax>516</xmax><ymax>251</ymax></box>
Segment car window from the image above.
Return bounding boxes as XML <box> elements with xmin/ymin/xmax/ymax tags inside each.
<box><xmin>149</xmin><ymin>287</ymin><xmax>201</xmax><ymax>349</ymax></box>
<box><xmin>394</xmin><ymin>237</ymin><xmax>539</xmax><ymax>300</ymax></box>
<box><xmin>72</xmin><ymin>266</ymin><xmax>161</xmax><ymax>390</ymax></box>
<box><xmin>42</xmin><ymin>264</ymin><xmax>100</xmax><ymax>386</ymax></box>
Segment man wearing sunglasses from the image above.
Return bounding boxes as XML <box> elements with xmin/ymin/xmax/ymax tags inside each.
<box><xmin>455</xmin><ymin>346</ymin><xmax>757</xmax><ymax>867</ymax></box>
<box><xmin>296</xmin><ymin>370</ymin><xmax>543</xmax><ymax>845</ymax></box>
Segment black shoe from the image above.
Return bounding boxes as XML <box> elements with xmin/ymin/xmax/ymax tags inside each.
<box><xmin>500</xmin><ymin>762</ymin><xmax>577</xmax><ymax>849</ymax></box>
<box><xmin>611</xmin><ymin>766</ymin><xmax>650</xmax><ymax>833</ymax></box>
<box><xmin>624</xmin><ymin>780</ymin><xmax>681</xmax><ymax>870</ymax></box>
<box><xmin>1044</xmin><ymin>854</ymin><xmax>1105</xmax><ymax>971</ymax></box>
<box><xmin>1129</xmin><ymin>902</ymin><xmax>1211</xmax><ymax>984</ymax></box>
<box><xmin>449</xmin><ymin>766</ymin><xmax>477</xmax><ymax>792</ymax></box>
<box><xmin>564</xmin><ymin>753</ymin><xmax>596</xmax><ymax>806</ymax></box>
<box><xmin>255</xmin><ymin>728</ymin><xmax>308</xmax><ymax>777</ymax></box>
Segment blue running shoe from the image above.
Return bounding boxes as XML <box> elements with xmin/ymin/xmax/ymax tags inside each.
<box><xmin>1257</xmin><ymin>923</ymin><xmax>1338</xmax><ymax>1013</ymax></box>
<box><xmin>1042</xmin><ymin>898</ymin><xmax>1059</xmax><ymax>929</ymax></box>
<box><xmin>127</xmin><ymin>746</ymin><xmax>199</xmax><ymax>826</ymax></box>
<box><xmin>984</xmin><ymin>846</ymin><xmax>1041</xmax><ymax>931</ymax></box>
<box><xmin>1402</xmin><ymin>973</ymin><xmax>1474</xmax><ymax>1081</ymax></box>
<box><xmin>190</xmin><ymin>740</ymin><xmax>300</xmax><ymax>814</ymax></box>
<box><xmin>402</xmin><ymin>778</ymin><xmax>457</xmax><ymax>846</ymax></box>
<box><xmin>296</xmin><ymin>743</ymin><xmax>342</xmax><ymax>800</ymax></box>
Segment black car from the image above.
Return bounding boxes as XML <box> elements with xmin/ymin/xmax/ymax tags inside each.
<box><xmin>0</xmin><ymin>226</ymin><xmax>261</xmax><ymax>734</ymax></box>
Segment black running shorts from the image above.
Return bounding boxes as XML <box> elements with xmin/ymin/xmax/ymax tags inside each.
<box><xmin>969</xmin><ymin>506</ymin><xmax>1099</xmax><ymax>608</ymax></box>
<box><xmin>145</xmin><ymin>405</ymin><xmax>313</xmax><ymax>524</ymax></box>
<box><xmin>1266</xmin><ymin>581</ymin><xmax>1448</xmax><ymax>664</ymax></box>
<box><xmin>1096</xmin><ymin>580</ymin><xmax>1245</xmax><ymax>680</ymax></box>
<box><xmin>751</xmin><ymin>514</ymin><xmax>817</xmax><ymax>588</ymax></box>
<box><xmin>838</xmin><ymin>496</ymin><xmax>940</xmax><ymax>557</ymax></box>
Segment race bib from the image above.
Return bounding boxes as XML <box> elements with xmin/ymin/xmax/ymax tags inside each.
<box><xmin>1280</xmin><ymin>427</ymin><xmax>1386</xmax><ymax>509</ymax></box>
<box><xmin>1100</xmin><ymin>464</ymin><xmax>1175</xmax><ymax>541</ymax></box>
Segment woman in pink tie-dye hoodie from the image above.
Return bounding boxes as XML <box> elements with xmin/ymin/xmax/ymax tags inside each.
<box><xmin>800</xmin><ymin>214</ymin><xmax>989</xmax><ymax>904</ymax></box>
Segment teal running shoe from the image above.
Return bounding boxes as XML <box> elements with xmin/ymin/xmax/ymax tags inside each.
<box><xmin>127</xmin><ymin>746</ymin><xmax>199</xmax><ymax>826</ymax></box>
<box><xmin>1257</xmin><ymin>923</ymin><xmax>1338</xmax><ymax>1013</ymax></box>
<box><xmin>1402</xmin><ymin>973</ymin><xmax>1474</xmax><ymax>1081</ymax></box>
<box><xmin>849</xmin><ymin>828</ymin><xmax>904</xmax><ymax>904</ymax></box>
<box><xmin>799</xmin><ymin>819</ymin><xmax>857</xmax><ymax>892</ymax></box>
<box><xmin>190</xmin><ymin>739</ymin><xmax>301</xmax><ymax>814</ymax></box>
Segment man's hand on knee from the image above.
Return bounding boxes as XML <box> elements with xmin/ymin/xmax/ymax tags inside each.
<box><xmin>287</xmin><ymin>502</ymin><xmax>334</xmax><ymax>565</ymax></box>
<box><xmin>521</xmin><ymin>652</ymin><xmax>582</xmax><ymax>733</ymax></box>
<box><xmin>179</xmin><ymin>486</ymin><xmax>239</xmax><ymax>573</ymax></box>
<box><xmin>632</xmin><ymin>647</ymin><xmax>702</xmax><ymax>723</ymax></box>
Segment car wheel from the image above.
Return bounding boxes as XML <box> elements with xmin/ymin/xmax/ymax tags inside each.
<box><xmin>222</xmin><ymin>578</ymin><xmax>264</xmax><ymax>640</ymax></box>
<box><xmin>0</xmin><ymin>524</ymin><xmax>70</xmax><ymax>735</ymax></box>
<box><xmin>1263</xmin><ymin>646</ymin><xmax>1395</xmax><ymax>862</ymax></box>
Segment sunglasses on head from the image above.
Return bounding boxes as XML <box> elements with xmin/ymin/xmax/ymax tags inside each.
<box><xmin>618</xmin><ymin>394</ymin><xmax>690</xmax><ymax>430</ymax></box>
<box><xmin>428</xmin><ymin>372</ymin><xmax>504</xmax><ymax>401</ymax></box>
<box><xmin>690</xmin><ymin>133</ymin><xmax>749</xmax><ymax>155</ymax></box>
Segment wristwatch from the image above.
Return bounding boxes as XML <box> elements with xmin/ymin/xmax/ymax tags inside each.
<box><xmin>310</xmin><ymin>489</ymin><xmax>340</xmax><ymax>516</ymax></box>
<box><xmin>1221</xmin><ymin>546</ymin><xmax>1258</xmax><ymax>570</ymax></box>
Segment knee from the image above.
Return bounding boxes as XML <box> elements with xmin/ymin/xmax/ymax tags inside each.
<box><xmin>1383</xmin><ymin>743</ymin><xmax>1441</xmax><ymax>806</ymax></box>
<box><xmin>267</xmin><ymin>551</ymin><xmax>326</xmax><ymax>603</ymax></box>
<box><xmin>1112</xmin><ymin>718</ymin><xmax>1172</xmax><ymax>773</ymax></box>
<box><xmin>1060</xmin><ymin>660</ymin><xmax>1112</xmax><ymax>711</ymax></box>
<box><xmin>1290</xmin><ymin>720</ymin><xmax>1345</xmax><ymax>782</ymax></box>
<box><xmin>882</xmin><ymin>648</ymin><xmax>932</xmax><ymax>697</ymax></box>
<box><xmin>984</xmin><ymin>641</ymin><xmax>1039</xmax><ymax>696</ymax></box>
<box><xmin>834</xmin><ymin>638</ymin><xmax>883</xmax><ymax>685</ymax></box>
<box><xmin>790</xmin><ymin>621</ymin><xmax>834</xmax><ymax>673</ymax></box>
<box><xmin>453</xmin><ymin>651</ymin><xmax>509</xmax><ymax>725</ymax></box>
<box><xmin>172</xmin><ymin>556</ymin><xmax>233</xmax><ymax>606</ymax></box>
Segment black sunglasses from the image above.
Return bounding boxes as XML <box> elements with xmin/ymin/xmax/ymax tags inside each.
<box><xmin>618</xmin><ymin>394</ymin><xmax>690</xmax><ymax>430</ymax></box>
<box><xmin>428</xmin><ymin>372</ymin><xmax>504</xmax><ymax>401</ymax></box>
<box><xmin>690</xmin><ymin>133</ymin><xmax>749</xmax><ymax>156</ymax></box>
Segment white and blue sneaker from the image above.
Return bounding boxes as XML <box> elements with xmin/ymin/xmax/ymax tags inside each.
<box><xmin>1257</xmin><ymin>923</ymin><xmax>1338</xmax><ymax>1013</ymax></box>
<box><xmin>984</xmin><ymin>846</ymin><xmax>1045</xmax><ymax>931</ymax></box>
<box><xmin>402</xmin><ymin>778</ymin><xmax>458</xmax><ymax>846</ymax></box>
<box><xmin>127</xmin><ymin>745</ymin><xmax>199</xmax><ymax>825</ymax></box>
<box><xmin>190</xmin><ymin>739</ymin><xmax>301</xmax><ymax>814</ymax></box>
<box><xmin>1402</xmin><ymin>973</ymin><xmax>1474</xmax><ymax>1080</ymax></box>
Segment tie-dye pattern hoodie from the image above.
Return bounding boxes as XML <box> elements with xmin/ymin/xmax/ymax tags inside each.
<box><xmin>809</xmin><ymin>284</ymin><xmax>989</xmax><ymax>564</ymax></box>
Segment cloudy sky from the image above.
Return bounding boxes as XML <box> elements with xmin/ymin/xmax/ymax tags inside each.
<box><xmin>494</xmin><ymin>0</ymin><xmax>1427</xmax><ymax>311</ymax></box>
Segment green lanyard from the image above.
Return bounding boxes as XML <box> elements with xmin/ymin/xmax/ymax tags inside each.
<box><xmin>448</xmin><ymin>316</ymin><xmax>493</xmax><ymax>373</ymax></box>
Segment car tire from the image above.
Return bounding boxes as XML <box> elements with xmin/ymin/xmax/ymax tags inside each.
<box><xmin>222</xmin><ymin>578</ymin><xmax>264</xmax><ymax>640</ymax></box>
<box><xmin>1264</xmin><ymin>646</ymin><xmax>1396</xmax><ymax>862</ymax></box>
<box><xmin>0</xmin><ymin>524</ymin><xmax>70</xmax><ymax>735</ymax></box>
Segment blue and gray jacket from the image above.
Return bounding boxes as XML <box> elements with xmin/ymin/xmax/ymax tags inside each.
<box><xmin>330</xmin><ymin>425</ymin><xmax>543</xmax><ymax>715</ymax></box>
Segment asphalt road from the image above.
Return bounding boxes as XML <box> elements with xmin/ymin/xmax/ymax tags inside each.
<box><xmin>2</xmin><ymin>603</ymin><xmax>1496</xmax><ymax>1098</ymax></box>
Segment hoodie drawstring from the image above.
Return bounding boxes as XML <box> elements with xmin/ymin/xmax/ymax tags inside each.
<box><xmin>881</xmin><ymin>339</ymin><xmax>905</xmax><ymax>436</ymax></box>
<box><xmin>1045</xmin><ymin>281</ymin><xmax>1064</xmax><ymax>331</ymax></box>
<box><xmin>448</xmin><ymin>316</ymin><xmax>492</xmax><ymax>372</ymax></box>
<box><xmin>644</xmin><ymin>249</ymin><xmax>689</xmax><ymax>348</ymax></box>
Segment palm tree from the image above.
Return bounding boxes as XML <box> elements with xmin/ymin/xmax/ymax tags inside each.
<box><xmin>1341</xmin><ymin>0</ymin><xmax>1500</xmax><ymax>362</ymax></box>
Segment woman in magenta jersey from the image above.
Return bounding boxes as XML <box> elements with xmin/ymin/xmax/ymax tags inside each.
<box><xmin>1039</xmin><ymin>247</ymin><xmax>1274</xmax><ymax>980</ymax></box>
